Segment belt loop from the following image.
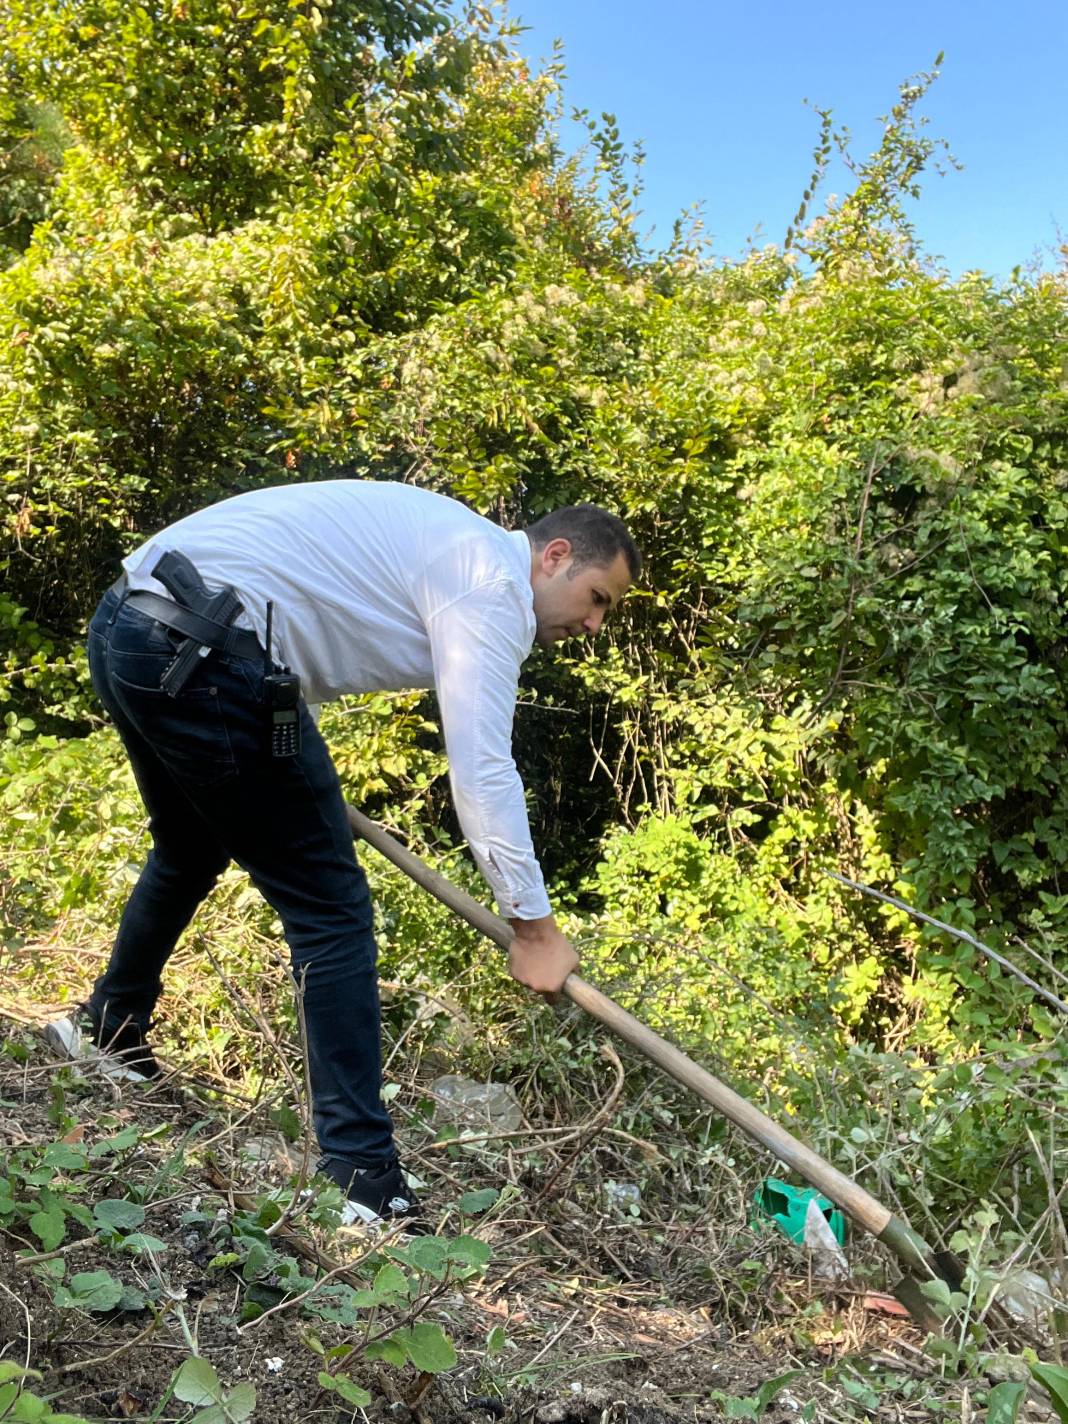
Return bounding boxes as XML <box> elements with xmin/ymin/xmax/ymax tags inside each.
<box><xmin>106</xmin><ymin>573</ymin><xmax>128</xmax><ymax>625</ymax></box>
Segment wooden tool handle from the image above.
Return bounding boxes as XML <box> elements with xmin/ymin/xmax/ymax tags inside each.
<box><xmin>347</xmin><ymin>805</ymin><xmax>905</xmax><ymax>1241</ymax></box>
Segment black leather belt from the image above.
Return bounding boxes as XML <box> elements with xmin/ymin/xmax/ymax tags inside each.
<box><xmin>111</xmin><ymin>576</ymin><xmax>262</xmax><ymax>661</ymax></box>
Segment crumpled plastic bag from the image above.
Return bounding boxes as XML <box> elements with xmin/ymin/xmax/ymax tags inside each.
<box><xmin>430</xmin><ymin>1074</ymin><xmax>523</xmax><ymax>1134</ymax></box>
<box><xmin>804</xmin><ymin>1196</ymin><xmax>850</xmax><ymax>1280</ymax></box>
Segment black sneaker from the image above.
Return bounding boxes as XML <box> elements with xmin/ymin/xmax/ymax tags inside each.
<box><xmin>44</xmin><ymin>1003</ymin><xmax>162</xmax><ymax>1083</ymax></box>
<box><xmin>318</xmin><ymin>1156</ymin><xmax>425</xmax><ymax>1232</ymax></box>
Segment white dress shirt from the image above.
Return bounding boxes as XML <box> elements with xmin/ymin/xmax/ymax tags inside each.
<box><xmin>123</xmin><ymin>480</ymin><xmax>552</xmax><ymax>920</ymax></box>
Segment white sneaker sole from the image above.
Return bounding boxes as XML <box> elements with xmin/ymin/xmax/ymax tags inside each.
<box><xmin>339</xmin><ymin>1193</ymin><xmax>419</xmax><ymax>1229</ymax></box>
<box><xmin>43</xmin><ymin>1015</ymin><xmax>149</xmax><ymax>1085</ymax></box>
<box><xmin>292</xmin><ymin>1187</ymin><xmax>411</xmax><ymax>1231</ymax></box>
<box><xmin>340</xmin><ymin>1198</ymin><xmax>387</xmax><ymax>1227</ymax></box>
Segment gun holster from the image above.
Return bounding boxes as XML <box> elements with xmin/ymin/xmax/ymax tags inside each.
<box><xmin>123</xmin><ymin>550</ymin><xmax>251</xmax><ymax>696</ymax></box>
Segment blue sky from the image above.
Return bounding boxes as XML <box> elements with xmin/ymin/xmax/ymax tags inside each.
<box><xmin>510</xmin><ymin>0</ymin><xmax>1067</xmax><ymax>280</ymax></box>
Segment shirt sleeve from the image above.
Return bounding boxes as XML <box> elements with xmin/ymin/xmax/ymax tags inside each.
<box><xmin>425</xmin><ymin>579</ymin><xmax>552</xmax><ymax>921</ymax></box>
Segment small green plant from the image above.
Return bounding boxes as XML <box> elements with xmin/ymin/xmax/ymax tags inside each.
<box><xmin>312</xmin><ymin>1358</ymin><xmax>371</xmax><ymax>1409</ymax></box>
<box><xmin>0</xmin><ymin>1119</ymin><xmax>173</xmax><ymax>1317</ymax></box>
<box><xmin>92</xmin><ymin>1197</ymin><xmax>169</xmax><ymax>1255</ymax></box>
<box><xmin>818</xmin><ymin>1357</ymin><xmax>982</xmax><ymax>1421</ymax></box>
<box><xmin>171</xmin><ymin>1358</ymin><xmax>255</xmax><ymax>1424</ymax></box>
<box><xmin>984</xmin><ymin>1364</ymin><xmax>1068</xmax><ymax>1423</ymax></box>
<box><xmin>988</xmin><ymin>1381</ymin><xmax>1028</xmax><ymax>1423</ymax></box>
<box><xmin>475</xmin><ymin>1323</ymin><xmax>511</xmax><ymax>1392</ymax></box>
<box><xmin>0</xmin><ymin>1140</ymin><xmax>94</xmax><ymax>1251</ymax></box>
<box><xmin>1032</xmin><ymin>1364</ymin><xmax>1068</xmax><ymax>1422</ymax></box>
<box><xmin>0</xmin><ymin>1361</ymin><xmax>92</xmax><ymax>1424</ymax></box>
<box><xmin>710</xmin><ymin>1369</ymin><xmax>805</xmax><ymax>1420</ymax></box>
<box><xmin>183</xmin><ymin>1178</ymin><xmax>492</xmax><ymax>1332</ymax></box>
<box><xmin>296</xmin><ymin>1228</ymin><xmax>493</xmax><ymax>1409</ymax></box>
<box><xmin>181</xmin><ymin>1182</ymin><xmax>489</xmax><ymax>1411</ymax></box>
<box><xmin>2</xmin><ymin>1130</ymin><xmax>147</xmax><ymax>1231</ymax></box>
<box><xmin>53</xmin><ymin>1268</ymin><xmax>145</xmax><ymax>1313</ymax></box>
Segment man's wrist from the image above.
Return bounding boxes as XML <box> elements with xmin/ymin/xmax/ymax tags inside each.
<box><xmin>508</xmin><ymin>913</ymin><xmax>556</xmax><ymax>943</ymax></box>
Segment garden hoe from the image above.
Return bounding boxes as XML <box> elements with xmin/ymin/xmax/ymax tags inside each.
<box><xmin>347</xmin><ymin>805</ymin><xmax>966</xmax><ymax>1335</ymax></box>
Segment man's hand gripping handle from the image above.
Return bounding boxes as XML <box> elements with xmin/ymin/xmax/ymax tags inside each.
<box><xmin>507</xmin><ymin>914</ymin><xmax>580</xmax><ymax>1001</ymax></box>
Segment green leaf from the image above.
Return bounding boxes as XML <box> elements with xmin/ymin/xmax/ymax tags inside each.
<box><xmin>398</xmin><ymin>1236</ymin><xmax>449</xmax><ymax>1277</ymax></box>
<box><xmin>0</xmin><ymin>1364</ymin><xmax>38</xmax><ymax>1385</ymax></box>
<box><xmin>839</xmin><ymin>1372</ymin><xmax>881</xmax><ymax>1408</ymax></box>
<box><xmin>364</xmin><ymin>1337</ymin><xmax>407</xmax><ymax>1368</ymax></box>
<box><xmin>173</xmin><ymin>1357</ymin><xmax>222</xmax><ymax>1406</ymax></box>
<box><xmin>447</xmin><ymin>1235</ymin><xmax>492</xmax><ymax>1268</ymax></box>
<box><xmin>242</xmin><ymin>1240</ymin><xmax>271</xmax><ymax>1281</ymax></box>
<box><xmin>223</xmin><ymin>1382</ymin><xmax>256</xmax><ymax>1421</ymax></box>
<box><xmin>987</xmin><ymin>1381</ymin><xmax>1027</xmax><ymax>1424</ymax></box>
<box><xmin>188</xmin><ymin>1407</ymin><xmax>226</xmax><ymax>1424</ymax></box>
<box><xmin>458</xmin><ymin>1188</ymin><xmax>498</xmax><ymax>1214</ymax></box>
<box><xmin>117</xmin><ymin>1233</ymin><xmax>168</xmax><ymax>1254</ymax></box>
<box><xmin>372</xmin><ymin>1263</ymin><xmax>409</xmax><ymax>1300</ymax></box>
<box><xmin>253</xmin><ymin>1199</ymin><xmax>282</xmax><ymax>1229</ymax></box>
<box><xmin>754</xmin><ymin>1371</ymin><xmax>801</xmax><ymax>1411</ymax></box>
<box><xmin>42</xmin><ymin>1142</ymin><xmax>89</xmax><ymax>1170</ymax></box>
<box><xmin>29</xmin><ymin>1207</ymin><xmax>66</xmax><ymax>1251</ymax></box>
<box><xmin>12</xmin><ymin>1390</ymin><xmax>47</xmax><ymax>1421</ymax></box>
<box><xmin>243</xmin><ymin>1282</ymin><xmax>283</xmax><ymax>1313</ymax></box>
<box><xmin>92</xmin><ymin>1199</ymin><xmax>145</xmax><ymax>1232</ymax></box>
<box><xmin>1032</xmin><ymin>1363</ymin><xmax>1068</xmax><ymax>1424</ymax></box>
<box><xmin>318</xmin><ymin>1372</ymin><xmax>371</xmax><ymax>1407</ymax></box>
<box><xmin>268</xmin><ymin>1104</ymin><xmax>301</xmax><ymax>1142</ymax></box>
<box><xmin>89</xmin><ymin>1125</ymin><xmax>141</xmax><ymax>1156</ymax></box>
<box><xmin>723</xmin><ymin>1400</ymin><xmax>758</xmax><ymax>1420</ymax></box>
<box><xmin>397</xmin><ymin>1322</ymin><xmax>457</xmax><ymax>1374</ymax></box>
<box><xmin>272</xmin><ymin>1255</ymin><xmax>313</xmax><ymax>1292</ymax></box>
<box><xmin>65</xmin><ymin>1202</ymin><xmax>94</xmax><ymax>1230</ymax></box>
<box><xmin>57</xmin><ymin>1270</ymin><xmax>124</xmax><ymax>1311</ymax></box>
<box><xmin>303</xmin><ymin>1285</ymin><xmax>361</xmax><ymax>1324</ymax></box>
<box><xmin>918</xmin><ymin>1277</ymin><xmax>963</xmax><ymax>1313</ymax></box>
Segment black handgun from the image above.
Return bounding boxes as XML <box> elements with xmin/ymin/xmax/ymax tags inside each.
<box><xmin>153</xmin><ymin>551</ymin><xmax>243</xmax><ymax>696</ymax></box>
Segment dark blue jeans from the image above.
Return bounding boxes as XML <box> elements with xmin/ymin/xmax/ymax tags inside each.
<box><xmin>86</xmin><ymin>586</ymin><xmax>396</xmax><ymax>1169</ymax></box>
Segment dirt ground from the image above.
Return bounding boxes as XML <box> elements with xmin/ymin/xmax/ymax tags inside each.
<box><xmin>0</xmin><ymin>1012</ymin><xmax>966</xmax><ymax>1423</ymax></box>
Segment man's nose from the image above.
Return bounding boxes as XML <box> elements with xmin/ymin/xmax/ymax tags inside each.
<box><xmin>584</xmin><ymin>609</ymin><xmax>605</xmax><ymax>635</ymax></box>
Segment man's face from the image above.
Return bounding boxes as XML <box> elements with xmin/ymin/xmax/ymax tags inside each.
<box><xmin>531</xmin><ymin>541</ymin><xmax>632</xmax><ymax>647</ymax></box>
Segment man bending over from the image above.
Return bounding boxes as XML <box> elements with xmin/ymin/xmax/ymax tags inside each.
<box><xmin>47</xmin><ymin>479</ymin><xmax>639</xmax><ymax>1226</ymax></box>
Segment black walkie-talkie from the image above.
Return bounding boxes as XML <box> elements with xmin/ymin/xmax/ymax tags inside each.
<box><xmin>263</xmin><ymin>601</ymin><xmax>301</xmax><ymax>759</ymax></box>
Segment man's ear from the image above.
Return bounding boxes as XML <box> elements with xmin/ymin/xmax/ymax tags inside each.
<box><xmin>540</xmin><ymin>537</ymin><xmax>572</xmax><ymax>575</ymax></box>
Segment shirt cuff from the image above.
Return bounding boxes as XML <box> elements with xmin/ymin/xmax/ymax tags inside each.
<box><xmin>494</xmin><ymin>883</ymin><xmax>553</xmax><ymax>921</ymax></box>
<box><xmin>471</xmin><ymin>841</ymin><xmax>552</xmax><ymax>921</ymax></box>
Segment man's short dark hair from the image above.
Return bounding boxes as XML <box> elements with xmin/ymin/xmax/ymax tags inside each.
<box><xmin>525</xmin><ymin>504</ymin><xmax>642</xmax><ymax>582</ymax></box>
